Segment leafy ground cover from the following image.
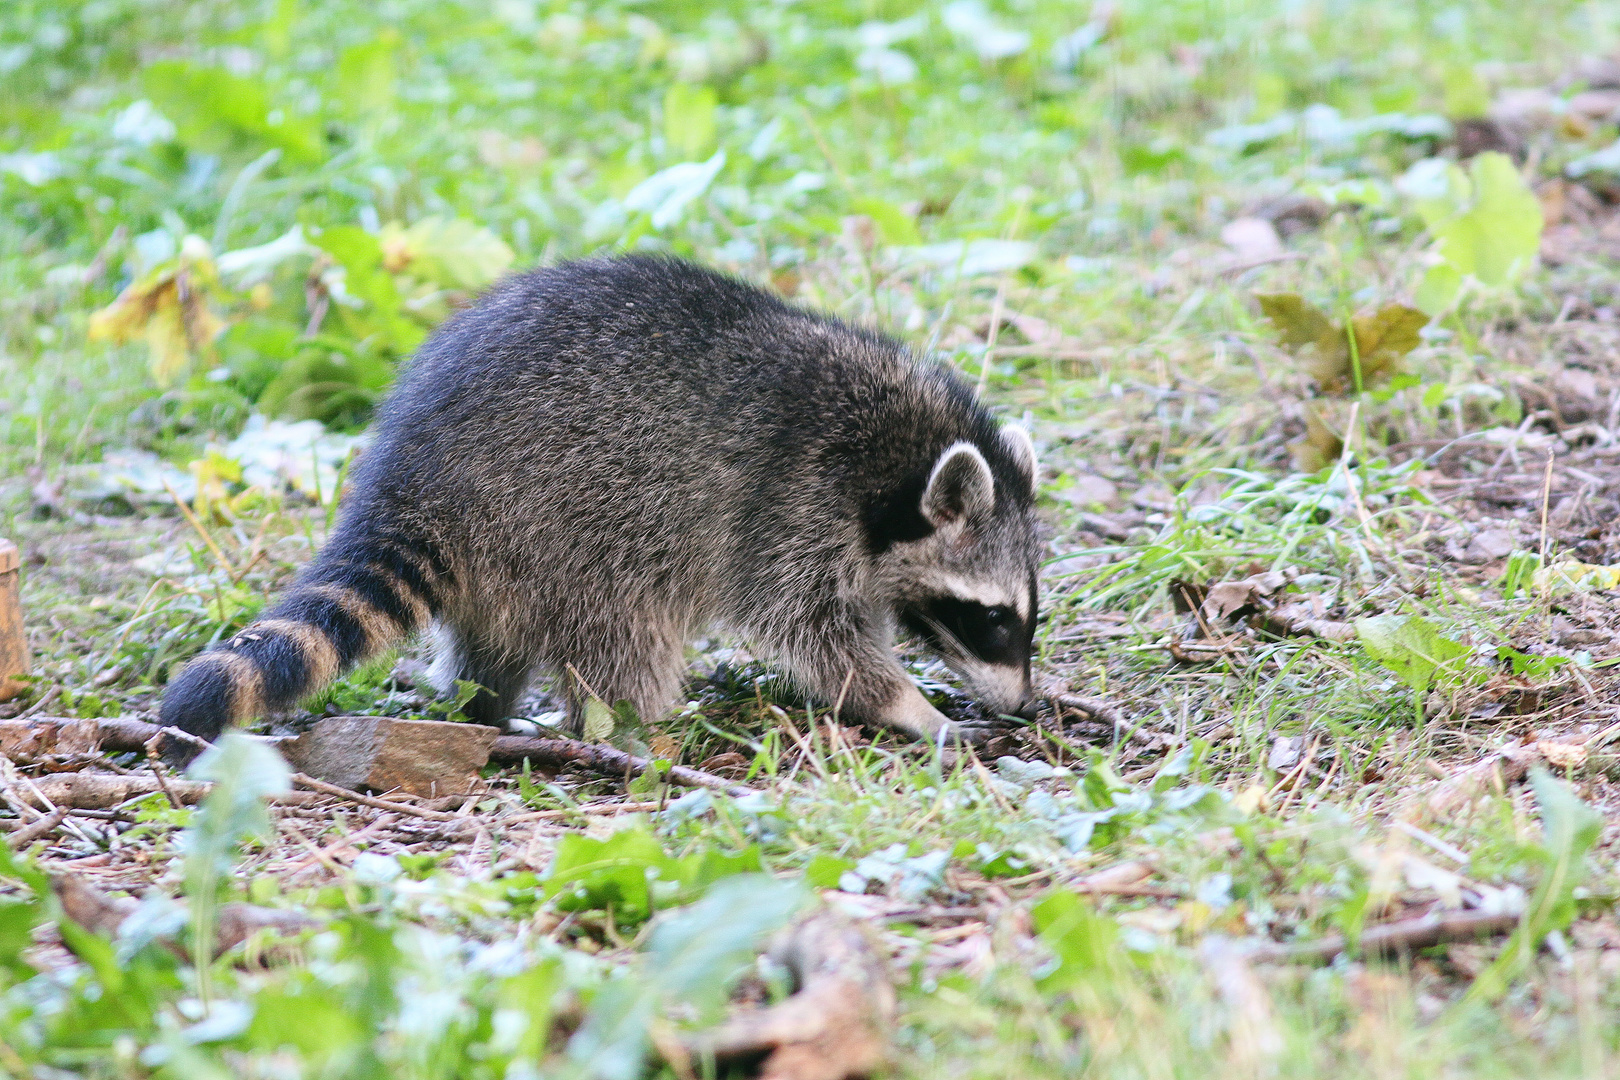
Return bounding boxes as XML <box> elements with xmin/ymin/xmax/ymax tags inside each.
<box><xmin>6</xmin><ymin>0</ymin><xmax>1620</xmax><ymax>1076</ymax></box>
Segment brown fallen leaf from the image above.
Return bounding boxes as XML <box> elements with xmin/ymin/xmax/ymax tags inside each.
<box><xmin>1424</xmin><ymin>747</ymin><xmax>1537</xmax><ymax>819</ymax></box>
<box><xmin>675</xmin><ymin>910</ymin><xmax>896</xmax><ymax>1080</ymax></box>
<box><xmin>1537</xmin><ymin>739</ymin><xmax>1588</xmax><ymax>770</ymax></box>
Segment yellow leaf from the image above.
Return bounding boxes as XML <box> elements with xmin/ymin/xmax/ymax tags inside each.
<box><xmin>1288</xmin><ymin>406</ymin><xmax>1344</xmax><ymax>472</ymax></box>
<box><xmin>87</xmin><ymin>237</ymin><xmax>226</xmax><ymax>386</ymax></box>
<box><xmin>143</xmin><ymin>286</ymin><xmax>192</xmax><ymax>386</ymax></box>
<box><xmin>1255</xmin><ymin>292</ymin><xmax>1335</xmax><ymax>349</ymax></box>
<box><xmin>1348</xmin><ymin>303</ymin><xmax>1428</xmax><ymax>380</ymax></box>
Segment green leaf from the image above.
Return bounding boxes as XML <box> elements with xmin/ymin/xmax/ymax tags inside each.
<box><xmin>143</xmin><ymin>61</ymin><xmax>322</xmax><ymax>163</ymax></box>
<box><xmin>1032</xmin><ymin>890</ymin><xmax>1120</xmax><ymax>992</ymax></box>
<box><xmin>1496</xmin><ymin>644</ymin><xmax>1568</xmax><ymax>678</ymax></box>
<box><xmin>1355</xmin><ymin>614</ymin><xmax>1473</xmax><ymax>694</ymax></box>
<box><xmin>664</xmin><ymin>83</ymin><xmax>718</xmax><ymax>161</ymax></box>
<box><xmin>850</xmin><ymin>197</ymin><xmax>922</xmax><ymax>245</ymax></box>
<box><xmin>1443</xmin><ymin>63</ymin><xmax>1491</xmax><ymax>119</ymax></box>
<box><xmin>1415</xmin><ymin>261</ymin><xmax>1463</xmax><ymax>317</ymax></box>
<box><xmin>1422</xmin><ymin>382</ymin><xmax>1450</xmax><ymax>409</ymax></box>
<box><xmin>568</xmin><ymin>876</ymin><xmax>806</xmax><ymax>1080</ymax></box>
<box><xmin>336</xmin><ymin>32</ymin><xmax>399</xmax><ymax>115</ymax></box>
<box><xmin>246</xmin><ymin>985</ymin><xmax>367</xmax><ymax>1059</ymax></box>
<box><xmin>1466</xmin><ymin>769</ymin><xmax>1601</xmax><ymax>1002</ymax></box>
<box><xmin>379</xmin><ymin>216</ymin><xmax>514</xmax><ymax>291</ymax></box>
<box><xmin>1417</xmin><ymin>152</ymin><xmax>1543</xmax><ymax>297</ymax></box>
<box><xmin>805</xmin><ymin>854</ymin><xmax>856</xmax><ymax>888</ymax></box>
<box><xmin>184</xmin><ymin>733</ymin><xmax>292</xmax><ymax>993</ymax></box>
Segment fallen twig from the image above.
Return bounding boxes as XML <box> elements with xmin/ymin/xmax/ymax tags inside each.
<box><xmin>16</xmin><ymin>772</ymin><xmax>322</xmax><ymax>811</ymax></box>
<box><xmin>489</xmin><ymin>736</ymin><xmax>757</xmax><ymax>797</ymax></box>
<box><xmin>53</xmin><ymin>873</ymin><xmax>316</xmax><ymax>957</ymax></box>
<box><xmin>14</xmin><ymin>686</ymin><xmax>62</xmax><ymax>721</ymax></box>
<box><xmin>290</xmin><ymin>772</ymin><xmax>463</xmax><ymax>821</ymax></box>
<box><xmin>1247</xmin><ymin>907</ymin><xmax>1521</xmax><ymax>964</ymax></box>
<box><xmin>4</xmin><ymin>807</ymin><xmax>66</xmax><ymax>848</ymax></box>
<box><xmin>1044</xmin><ymin>689</ymin><xmax>1127</xmax><ymax>729</ymax></box>
<box><xmin>673</xmin><ymin>910</ymin><xmax>896</xmax><ymax>1080</ymax></box>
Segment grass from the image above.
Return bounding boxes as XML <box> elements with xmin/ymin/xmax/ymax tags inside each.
<box><xmin>5</xmin><ymin>0</ymin><xmax>1620</xmax><ymax>1076</ymax></box>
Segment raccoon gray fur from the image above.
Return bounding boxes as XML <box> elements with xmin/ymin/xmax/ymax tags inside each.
<box><xmin>160</xmin><ymin>255</ymin><xmax>1042</xmax><ymax>748</ymax></box>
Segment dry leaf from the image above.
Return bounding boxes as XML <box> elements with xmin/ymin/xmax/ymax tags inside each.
<box><xmin>1288</xmin><ymin>406</ymin><xmax>1344</xmax><ymax>472</ymax></box>
<box><xmin>1257</xmin><ymin>293</ymin><xmax>1428</xmax><ymax>394</ymax></box>
<box><xmin>88</xmin><ymin>236</ymin><xmax>227</xmax><ymax>386</ymax></box>
<box><xmin>1537</xmin><ymin>740</ymin><xmax>1588</xmax><ymax>770</ymax></box>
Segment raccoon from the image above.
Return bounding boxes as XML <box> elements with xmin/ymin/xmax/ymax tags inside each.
<box><xmin>160</xmin><ymin>255</ymin><xmax>1042</xmax><ymax>749</ymax></box>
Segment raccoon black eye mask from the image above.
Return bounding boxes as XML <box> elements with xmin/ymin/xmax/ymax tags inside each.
<box><xmin>161</xmin><ymin>254</ymin><xmax>1042</xmax><ymax>751</ymax></box>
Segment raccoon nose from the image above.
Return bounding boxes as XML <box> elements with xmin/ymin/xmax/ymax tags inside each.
<box><xmin>1010</xmin><ymin>695</ymin><xmax>1039</xmax><ymax>722</ymax></box>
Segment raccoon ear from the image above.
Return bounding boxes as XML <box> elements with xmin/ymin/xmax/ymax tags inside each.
<box><xmin>1002</xmin><ymin>425</ymin><xmax>1037</xmax><ymax>493</ymax></box>
<box><xmin>922</xmin><ymin>442</ymin><xmax>995</xmax><ymax>528</ymax></box>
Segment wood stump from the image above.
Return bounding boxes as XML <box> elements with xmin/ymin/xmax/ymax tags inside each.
<box><xmin>0</xmin><ymin>540</ymin><xmax>29</xmax><ymax>702</ymax></box>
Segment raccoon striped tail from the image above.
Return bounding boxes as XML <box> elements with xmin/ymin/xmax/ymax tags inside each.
<box><xmin>159</xmin><ymin>533</ymin><xmax>441</xmax><ymax>747</ymax></box>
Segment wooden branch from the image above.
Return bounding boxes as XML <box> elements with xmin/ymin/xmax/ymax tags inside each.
<box><xmin>1247</xmin><ymin>908</ymin><xmax>1522</xmax><ymax>964</ymax></box>
<box><xmin>14</xmin><ymin>773</ymin><xmax>322</xmax><ymax>811</ymax></box>
<box><xmin>290</xmin><ymin>772</ymin><xmax>462</xmax><ymax>821</ymax></box>
<box><xmin>673</xmin><ymin>910</ymin><xmax>896</xmax><ymax>1080</ymax></box>
<box><xmin>5</xmin><ymin>717</ymin><xmax>759</xmax><ymax>801</ymax></box>
<box><xmin>489</xmin><ymin>735</ymin><xmax>757</xmax><ymax>797</ymax></box>
<box><xmin>53</xmin><ymin>874</ymin><xmax>316</xmax><ymax>957</ymax></box>
<box><xmin>5</xmin><ymin>807</ymin><xmax>66</xmax><ymax>848</ymax></box>
<box><xmin>0</xmin><ymin>539</ymin><xmax>30</xmax><ymax>703</ymax></box>
<box><xmin>1044</xmin><ymin>689</ymin><xmax>1127</xmax><ymax>729</ymax></box>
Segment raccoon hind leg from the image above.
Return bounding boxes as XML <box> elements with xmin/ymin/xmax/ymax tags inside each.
<box><xmin>556</xmin><ymin>619</ymin><xmax>688</xmax><ymax>738</ymax></box>
<box><xmin>426</xmin><ymin>623</ymin><xmax>534</xmax><ymax>728</ymax></box>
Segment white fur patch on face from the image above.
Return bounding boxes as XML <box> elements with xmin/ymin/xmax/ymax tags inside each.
<box><xmin>933</xmin><ymin>573</ymin><xmax>1025</xmax><ymax>616</ymax></box>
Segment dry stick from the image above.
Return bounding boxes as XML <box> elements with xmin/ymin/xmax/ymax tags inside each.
<box><xmin>1538</xmin><ymin>447</ymin><xmax>1557</xmax><ymax>565</ymax></box>
<box><xmin>975</xmin><ymin>277</ymin><xmax>1009</xmax><ymax>399</ymax></box>
<box><xmin>15</xmin><ymin>772</ymin><xmax>322</xmax><ymax>811</ymax></box>
<box><xmin>144</xmin><ymin>745</ymin><xmax>182</xmax><ymax>811</ymax></box>
<box><xmin>489</xmin><ymin>735</ymin><xmax>757</xmax><ymax>797</ymax></box>
<box><xmin>15</xmin><ymin>686</ymin><xmax>62</xmax><ymax>721</ymax></box>
<box><xmin>162</xmin><ymin>479</ymin><xmax>235</xmax><ymax>578</ymax></box>
<box><xmin>1046</xmin><ymin>689</ymin><xmax>1128</xmax><ymax>729</ymax></box>
<box><xmin>501</xmin><ymin>801</ymin><xmax>665</xmax><ymax>824</ymax></box>
<box><xmin>1247</xmin><ymin>908</ymin><xmax>1522</xmax><ymax>965</ymax></box>
<box><xmin>5</xmin><ymin>807</ymin><xmax>66</xmax><ymax>848</ymax></box>
<box><xmin>52</xmin><ymin>873</ymin><xmax>315</xmax><ymax>958</ymax></box>
<box><xmin>289</xmin><ymin>772</ymin><xmax>462</xmax><ymax>821</ymax></box>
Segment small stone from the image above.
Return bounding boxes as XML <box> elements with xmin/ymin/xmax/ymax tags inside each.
<box><xmin>1056</xmin><ymin>474</ymin><xmax>1119</xmax><ymax>508</ymax></box>
<box><xmin>280</xmin><ymin>716</ymin><xmax>501</xmax><ymax>797</ymax></box>
<box><xmin>1268</xmin><ymin>736</ymin><xmax>1301</xmax><ymax>771</ymax></box>
<box><xmin>1465</xmin><ymin>528</ymin><xmax>1517</xmax><ymax>564</ymax></box>
<box><xmin>1220</xmin><ymin>216</ymin><xmax>1284</xmax><ymax>262</ymax></box>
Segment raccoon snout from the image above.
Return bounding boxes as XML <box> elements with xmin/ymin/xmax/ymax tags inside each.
<box><xmin>964</xmin><ymin>666</ymin><xmax>1036</xmax><ymax>721</ymax></box>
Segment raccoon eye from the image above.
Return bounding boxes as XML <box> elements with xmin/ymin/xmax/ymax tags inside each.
<box><xmin>985</xmin><ymin>606</ymin><xmax>1011</xmax><ymax>627</ymax></box>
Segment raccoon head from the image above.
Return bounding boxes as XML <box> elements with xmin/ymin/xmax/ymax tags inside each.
<box><xmin>883</xmin><ymin>427</ymin><xmax>1041</xmax><ymax>720</ymax></box>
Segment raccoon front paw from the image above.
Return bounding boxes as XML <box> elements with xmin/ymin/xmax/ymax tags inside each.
<box><xmin>934</xmin><ymin>718</ymin><xmax>999</xmax><ymax>747</ymax></box>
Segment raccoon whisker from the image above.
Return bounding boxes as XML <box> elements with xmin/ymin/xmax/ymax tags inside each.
<box><xmin>913</xmin><ymin>612</ymin><xmax>972</xmax><ymax>665</ymax></box>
